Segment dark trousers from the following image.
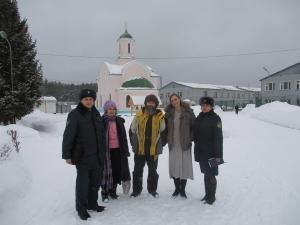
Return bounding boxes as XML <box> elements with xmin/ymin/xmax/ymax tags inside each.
<box><xmin>75</xmin><ymin>157</ymin><xmax>101</xmax><ymax>213</ymax></box>
<box><xmin>132</xmin><ymin>154</ymin><xmax>159</xmax><ymax>193</ymax></box>
<box><xmin>110</xmin><ymin>148</ymin><xmax>122</xmax><ymax>185</ymax></box>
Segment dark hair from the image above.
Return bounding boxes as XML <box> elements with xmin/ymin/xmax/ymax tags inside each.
<box><xmin>165</xmin><ymin>93</ymin><xmax>190</xmax><ymax>112</ymax></box>
<box><xmin>144</xmin><ymin>94</ymin><xmax>159</xmax><ymax>107</ymax></box>
<box><xmin>169</xmin><ymin>93</ymin><xmax>182</xmax><ymax>106</ymax></box>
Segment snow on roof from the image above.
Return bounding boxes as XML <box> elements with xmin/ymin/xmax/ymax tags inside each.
<box><xmin>151</xmin><ymin>72</ymin><xmax>161</xmax><ymax>77</ymax></box>
<box><xmin>174</xmin><ymin>81</ymin><xmax>260</xmax><ymax>92</ymax></box>
<box><xmin>104</xmin><ymin>62</ymin><xmax>123</xmax><ymax>75</ymax></box>
<box><xmin>217</xmin><ymin>85</ymin><xmax>240</xmax><ymax>91</ymax></box>
<box><xmin>146</xmin><ymin>66</ymin><xmax>153</xmax><ymax>71</ymax></box>
<box><xmin>238</xmin><ymin>87</ymin><xmax>261</xmax><ymax>92</ymax></box>
<box><xmin>40</xmin><ymin>96</ymin><xmax>57</xmax><ymax>101</ymax></box>
<box><xmin>123</xmin><ymin>76</ymin><xmax>143</xmax><ymax>82</ymax></box>
<box><xmin>119</xmin><ymin>87</ymin><xmax>156</xmax><ymax>90</ymax></box>
<box><xmin>174</xmin><ymin>81</ymin><xmax>221</xmax><ymax>90</ymax></box>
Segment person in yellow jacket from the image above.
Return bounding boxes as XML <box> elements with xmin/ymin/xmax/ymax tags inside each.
<box><xmin>129</xmin><ymin>94</ymin><xmax>166</xmax><ymax>198</ymax></box>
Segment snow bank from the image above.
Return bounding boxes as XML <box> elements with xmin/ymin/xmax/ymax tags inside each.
<box><xmin>240</xmin><ymin>104</ymin><xmax>256</xmax><ymax>114</ymax></box>
<box><xmin>0</xmin><ymin>124</ymin><xmax>39</xmax><ymax>216</ymax></box>
<box><xmin>242</xmin><ymin>101</ymin><xmax>300</xmax><ymax>130</ymax></box>
<box><xmin>18</xmin><ymin>110</ymin><xmax>67</xmax><ymax>135</ymax></box>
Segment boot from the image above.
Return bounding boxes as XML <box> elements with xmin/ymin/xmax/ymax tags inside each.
<box><xmin>201</xmin><ymin>175</ymin><xmax>209</xmax><ymax>201</ymax></box>
<box><xmin>87</xmin><ymin>205</ymin><xmax>106</xmax><ymax>212</ymax></box>
<box><xmin>147</xmin><ymin>174</ymin><xmax>159</xmax><ymax>197</ymax></box>
<box><xmin>205</xmin><ymin>176</ymin><xmax>217</xmax><ymax>205</ymax></box>
<box><xmin>109</xmin><ymin>185</ymin><xmax>119</xmax><ymax>199</ymax></box>
<box><xmin>180</xmin><ymin>179</ymin><xmax>187</xmax><ymax>199</ymax></box>
<box><xmin>149</xmin><ymin>191</ymin><xmax>159</xmax><ymax>198</ymax></box>
<box><xmin>172</xmin><ymin>178</ymin><xmax>180</xmax><ymax>197</ymax></box>
<box><xmin>131</xmin><ymin>172</ymin><xmax>143</xmax><ymax>197</ymax></box>
<box><xmin>77</xmin><ymin>210</ymin><xmax>91</xmax><ymax>220</ymax></box>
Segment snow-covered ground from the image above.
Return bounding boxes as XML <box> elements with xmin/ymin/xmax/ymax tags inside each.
<box><xmin>1</xmin><ymin>102</ymin><xmax>300</xmax><ymax>225</ymax></box>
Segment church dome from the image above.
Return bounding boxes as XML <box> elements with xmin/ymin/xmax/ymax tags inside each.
<box><xmin>119</xmin><ymin>29</ymin><xmax>133</xmax><ymax>39</ymax></box>
<box><xmin>121</xmin><ymin>77</ymin><xmax>154</xmax><ymax>88</ymax></box>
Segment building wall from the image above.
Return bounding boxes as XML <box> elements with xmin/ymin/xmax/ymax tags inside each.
<box><xmin>118</xmin><ymin>37</ymin><xmax>135</xmax><ymax>64</ymax></box>
<box><xmin>159</xmin><ymin>82</ymin><xmax>258</xmax><ymax>109</ymax></box>
<box><xmin>37</xmin><ymin>101</ymin><xmax>57</xmax><ymax>113</ymax></box>
<box><xmin>97</xmin><ymin>67</ymin><xmax>122</xmax><ymax>108</ymax></box>
<box><xmin>261</xmin><ymin>73</ymin><xmax>300</xmax><ymax>105</ymax></box>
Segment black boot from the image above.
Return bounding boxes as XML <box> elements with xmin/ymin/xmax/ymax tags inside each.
<box><xmin>180</xmin><ymin>179</ymin><xmax>187</xmax><ymax>199</ymax></box>
<box><xmin>205</xmin><ymin>176</ymin><xmax>217</xmax><ymax>205</ymax></box>
<box><xmin>131</xmin><ymin>172</ymin><xmax>143</xmax><ymax>197</ymax></box>
<box><xmin>172</xmin><ymin>178</ymin><xmax>180</xmax><ymax>197</ymax></box>
<box><xmin>201</xmin><ymin>175</ymin><xmax>209</xmax><ymax>201</ymax></box>
<box><xmin>77</xmin><ymin>210</ymin><xmax>91</xmax><ymax>220</ymax></box>
<box><xmin>87</xmin><ymin>205</ymin><xmax>106</xmax><ymax>212</ymax></box>
<box><xmin>109</xmin><ymin>185</ymin><xmax>119</xmax><ymax>199</ymax></box>
<box><xmin>147</xmin><ymin>174</ymin><xmax>159</xmax><ymax>198</ymax></box>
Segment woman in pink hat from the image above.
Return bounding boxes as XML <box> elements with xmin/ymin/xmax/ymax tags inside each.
<box><xmin>101</xmin><ymin>100</ymin><xmax>131</xmax><ymax>202</ymax></box>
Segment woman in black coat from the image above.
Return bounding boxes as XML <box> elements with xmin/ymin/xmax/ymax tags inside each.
<box><xmin>101</xmin><ymin>100</ymin><xmax>131</xmax><ymax>202</ymax></box>
<box><xmin>194</xmin><ymin>97</ymin><xmax>223</xmax><ymax>205</ymax></box>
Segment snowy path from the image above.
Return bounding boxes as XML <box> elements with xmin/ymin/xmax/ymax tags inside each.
<box><xmin>1</xmin><ymin>112</ymin><xmax>300</xmax><ymax>225</ymax></box>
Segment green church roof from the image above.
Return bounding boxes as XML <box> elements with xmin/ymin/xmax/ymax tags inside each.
<box><xmin>121</xmin><ymin>77</ymin><xmax>154</xmax><ymax>88</ymax></box>
<box><xmin>119</xmin><ymin>29</ymin><xmax>133</xmax><ymax>39</ymax></box>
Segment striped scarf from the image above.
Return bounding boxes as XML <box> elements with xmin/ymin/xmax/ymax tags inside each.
<box><xmin>101</xmin><ymin>115</ymin><xmax>115</xmax><ymax>192</ymax></box>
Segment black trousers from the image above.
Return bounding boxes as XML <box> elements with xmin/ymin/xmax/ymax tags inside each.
<box><xmin>75</xmin><ymin>156</ymin><xmax>102</xmax><ymax>212</ymax></box>
<box><xmin>132</xmin><ymin>154</ymin><xmax>159</xmax><ymax>193</ymax></box>
<box><xmin>110</xmin><ymin>148</ymin><xmax>122</xmax><ymax>185</ymax></box>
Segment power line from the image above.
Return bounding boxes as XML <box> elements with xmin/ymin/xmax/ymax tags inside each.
<box><xmin>37</xmin><ymin>47</ymin><xmax>300</xmax><ymax>60</ymax></box>
<box><xmin>38</xmin><ymin>53</ymin><xmax>114</xmax><ymax>59</ymax></box>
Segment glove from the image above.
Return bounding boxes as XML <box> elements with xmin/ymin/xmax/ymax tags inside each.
<box><xmin>208</xmin><ymin>158</ymin><xmax>224</xmax><ymax>168</ymax></box>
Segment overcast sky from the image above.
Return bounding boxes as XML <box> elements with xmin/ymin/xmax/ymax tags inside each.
<box><xmin>18</xmin><ymin>0</ymin><xmax>300</xmax><ymax>87</ymax></box>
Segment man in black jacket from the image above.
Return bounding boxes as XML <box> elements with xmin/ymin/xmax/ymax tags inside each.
<box><xmin>194</xmin><ymin>97</ymin><xmax>223</xmax><ymax>205</ymax></box>
<box><xmin>62</xmin><ymin>89</ymin><xmax>106</xmax><ymax>220</ymax></box>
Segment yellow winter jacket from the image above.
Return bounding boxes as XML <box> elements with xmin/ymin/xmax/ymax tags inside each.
<box><xmin>130</xmin><ymin>108</ymin><xmax>165</xmax><ymax>156</ymax></box>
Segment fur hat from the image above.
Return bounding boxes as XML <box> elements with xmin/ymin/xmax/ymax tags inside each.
<box><xmin>103</xmin><ymin>100</ymin><xmax>117</xmax><ymax>111</ymax></box>
<box><xmin>79</xmin><ymin>89</ymin><xmax>96</xmax><ymax>100</ymax></box>
<box><xmin>199</xmin><ymin>96</ymin><xmax>214</xmax><ymax>107</ymax></box>
<box><xmin>144</xmin><ymin>94</ymin><xmax>159</xmax><ymax>107</ymax></box>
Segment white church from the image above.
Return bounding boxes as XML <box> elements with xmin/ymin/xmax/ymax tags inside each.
<box><xmin>96</xmin><ymin>28</ymin><xmax>162</xmax><ymax>110</ymax></box>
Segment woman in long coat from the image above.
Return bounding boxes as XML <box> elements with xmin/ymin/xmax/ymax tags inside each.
<box><xmin>164</xmin><ymin>93</ymin><xmax>195</xmax><ymax>198</ymax></box>
<box><xmin>101</xmin><ymin>100</ymin><xmax>131</xmax><ymax>202</ymax></box>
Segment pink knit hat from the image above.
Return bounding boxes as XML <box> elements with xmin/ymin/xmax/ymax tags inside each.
<box><xmin>103</xmin><ymin>100</ymin><xmax>117</xmax><ymax>111</ymax></box>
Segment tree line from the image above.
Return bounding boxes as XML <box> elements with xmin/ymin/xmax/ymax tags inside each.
<box><xmin>41</xmin><ymin>80</ymin><xmax>97</xmax><ymax>102</ymax></box>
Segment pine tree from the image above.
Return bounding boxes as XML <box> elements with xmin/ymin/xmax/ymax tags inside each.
<box><xmin>0</xmin><ymin>0</ymin><xmax>42</xmax><ymax>124</ymax></box>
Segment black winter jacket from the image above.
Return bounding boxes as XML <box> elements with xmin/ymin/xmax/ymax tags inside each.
<box><xmin>62</xmin><ymin>103</ymin><xmax>106</xmax><ymax>165</ymax></box>
<box><xmin>193</xmin><ymin>110</ymin><xmax>223</xmax><ymax>162</ymax></box>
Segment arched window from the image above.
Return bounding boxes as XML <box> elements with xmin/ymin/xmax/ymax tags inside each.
<box><xmin>128</xmin><ymin>43</ymin><xmax>130</xmax><ymax>54</ymax></box>
<box><xmin>126</xmin><ymin>95</ymin><xmax>131</xmax><ymax>108</ymax></box>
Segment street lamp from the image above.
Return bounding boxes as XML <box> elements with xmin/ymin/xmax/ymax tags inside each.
<box><xmin>0</xmin><ymin>31</ymin><xmax>13</xmax><ymax>92</ymax></box>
